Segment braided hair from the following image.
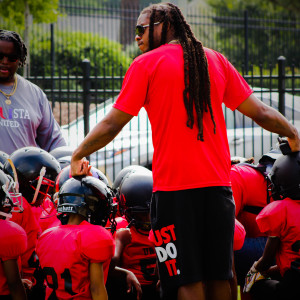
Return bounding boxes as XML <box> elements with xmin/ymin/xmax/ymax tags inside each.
<box><xmin>141</xmin><ymin>3</ymin><xmax>216</xmax><ymax>141</ymax></box>
<box><xmin>0</xmin><ymin>30</ymin><xmax>27</xmax><ymax>67</ymax></box>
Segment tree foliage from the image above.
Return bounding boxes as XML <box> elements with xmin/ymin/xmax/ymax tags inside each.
<box><xmin>0</xmin><ymin>0</ymin><xmax>60</xmax><ymax>27</ymax></box>
<box><xmin>207</xmin><ymin>0</ymin><xmax>300</xmax><ymax>68</ymax></box>
<box><xmin>30</xmin><ymin>30</ymin><xmax>132</xmax><ymax>90</ymax></box>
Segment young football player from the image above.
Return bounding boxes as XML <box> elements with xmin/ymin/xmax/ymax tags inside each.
<box><xmin>3</xmin><ymin>146</ymin><xmax>61</xmax><ymax>298</ymax></box>
<box><xmin>36</xmin><ymin>176</ymin><xmax>115</xmax><ymax>300</ymax></box>
<box><xmin>111</xmin><ymin>170</ymin><xmax>159</xmax><ymax>300</ymax></box>
<box><xmin>231</xmin><ymin>150</ymin><xmax>281</xmax><ymax>300</ymax></box>
<box><xmin>0</xmin><ymin>169</ymin><xmax>27</xmax><ymax>300</ymax></box>
<box><xmin>245</xmin><ymin>152</ymin><xmax>300</xmax><ymax>300</ymax></box>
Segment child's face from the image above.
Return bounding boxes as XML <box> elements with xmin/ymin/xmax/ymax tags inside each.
<box><xmin>130</xmin><ymin>211</ymin><xmax>151</xmax><ymax>232</ymax></box>
<box><xmin>131</xmin><ymin>211</ymin><xmax>150</xmax><ymax>222</ymax></box>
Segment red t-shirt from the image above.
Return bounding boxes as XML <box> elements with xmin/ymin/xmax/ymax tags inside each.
<box><xmin>231</xmin><ymin>164</ymin><xmax>272</xmax><ymax>237</ymax></box>
<box><xmin>121</xmin><ymin>226</ymin><xmax>157</xmax><ymax>286</ymax></box>
<box><xmin>0</xmin><ymin>219</ymin><xmax>27</xmax><ymax>295</ymax></box>
<box><xmin>256</xmin><ymin>199</ymin><xmax>300</xmax><ymax>276</ymax></box>
<box><xmin>113</xmin><ymin>44</ymin><xmax>253</xmax><ymax>191</ymax></box>
<box><xmin>36</xmin><ymin>220</ymin><xmax>115</xmax><ymax>299</ymax></box>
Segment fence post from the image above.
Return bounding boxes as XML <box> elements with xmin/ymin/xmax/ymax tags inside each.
<box><xmin>278</xmin><ymin>56</ymin><xmax>286</xmax><ymax>117</ymax></box>
<box><xmin>244</xmin><ymin>10</ymin><xmax>249</xmax><ymax>75</ymax></box>
<box><xmin>82</xmin><ymin>59</ymin><xmax>91</xmax><ymax>137</ymax></box>
<box><xmin>50</xmin><ymin>23</ymin><xmax>55</xmax><ymax>109</ymax></box>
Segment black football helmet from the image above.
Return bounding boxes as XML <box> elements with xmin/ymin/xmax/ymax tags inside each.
<box><xmin>269</xmin><ymin>151</ymin><xmax>300</xmax><ymax>200</ymax></box>
<box><xmin>57</xmin><ymin>156</ymin><xmax>72</xmax><ymax>170</ymax></box>
<box><xmin>0</xmin><ymin>170</ymin><xmax>15</xmax><ymax>218</ymax></box>
<box><xmin>57</xmin><ymin>176</ymin><xmax>114</xmax><ymax>227</ymax></box>
<box><xmin>3</xmin><ymin>147</ymin><xmax>61</xmax><ymax>206</ymax></box>
<box><xmin>119</xmin><ymin>170</ymin><xmax>153</xmax><ymax>231</ymax></box>
<box><xmin>0</xmin><ymin>151</ymin><xmax>9</xmax><ymax>170</ymax></box>
<box><xmin>258</xmin><ymin>148</ymin><xmax>282</xmax><ymax>175</ymax></box>
<box><xmin>49</xmin><ymin>146</ymin><xmax>74</xmax><ymax>160</ymax></box>
<box><xmin>112</xmin><ymin>165</ymin><xmax>151</xmax><ymax>198</ymax></box>
<box><xmin>55</xmin><ymin>165</ymin><xmax>109</xmax><ymax>194</ymax></box>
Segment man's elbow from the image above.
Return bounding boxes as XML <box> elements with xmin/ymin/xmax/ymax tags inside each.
<box><xmin>251</xmin><ymin>103</ymin><xmax>278</xmax><ymax>125</ymax></box>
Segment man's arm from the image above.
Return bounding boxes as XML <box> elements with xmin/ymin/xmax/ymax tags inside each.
<box><xmin>237</xmin><ymin>94</ymin><xmax>300</xmax><ymax>151</ymax></box>
<box><xmin>71</xmin><ymin>108</ymin><xmax>133</xmax><ymax>176</ymax></box>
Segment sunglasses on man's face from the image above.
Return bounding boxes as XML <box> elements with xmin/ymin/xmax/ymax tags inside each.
<box><xmin>135</xmin><ymin>22</ymin><xmax>161</xmax><ymax>37</ymax></box>
<box><xmin>0</xmin><ymin>52</ymin><xmax>19</xmax><ymax>63</ymax></box>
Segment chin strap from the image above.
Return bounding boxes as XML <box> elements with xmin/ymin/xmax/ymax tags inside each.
<box><xmin>7</xmin><ymin>158</ymin><xmax>19</xmax><ymax>193</ymax></box>
<box><xmin>31</xmin><ymin>167</ymin><xmax>46</xmax><ymax>205</ymax></box>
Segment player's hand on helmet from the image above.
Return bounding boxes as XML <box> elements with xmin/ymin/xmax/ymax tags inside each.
<box><xmin>243</xmin><ymin>261</ymin><xmax>268</xmax><ymax>293</ymax></box>
<box><xmin>116</xmin><ymin>228</ymin><xmax>132</xmax><ymax>246</ymax></box>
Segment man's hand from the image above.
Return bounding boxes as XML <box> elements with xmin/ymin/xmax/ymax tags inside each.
<box><xmin>70</xmin><ymin>157</ymin><xmax>92</xmax><ymax>177</ymax></box>
<box><xmin>287</xmin><ymin>133</ymin><xmax>300</xmax><ymax>152</ymax></box>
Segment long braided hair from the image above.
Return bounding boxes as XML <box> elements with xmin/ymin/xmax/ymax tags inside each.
<box><xmin>141</xmin><ymin>3</ymin><xmax>216</xmax><ymax>141</ymax></box>
<box><xmin>0</xmin><ymin>30</ymin><xmax>27</xmax><ymax>67</ymax></box>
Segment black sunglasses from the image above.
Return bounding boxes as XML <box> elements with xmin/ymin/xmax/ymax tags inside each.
<box><xmin>135</xmin><ymin>22</ymin><xmax>161</xmax><ymax>37</ymax></box>
<box><xmin>0</xmin><ymin>52</ymin><xmax>19</xmax><ymax>63</ymax></box>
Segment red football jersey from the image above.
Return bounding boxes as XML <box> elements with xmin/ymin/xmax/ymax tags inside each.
<box><xmin>39</xmin><ymin>198</ymin><xmax>60</xmax><ymax>232</ymax></box>
<box><xmin>121</xmin><ymin>226</ymin><xmax>157</xmax><ymax>285</ymax></box>
<box><xmin>36</xmin><ymin>221</ymin><xmax>115</xmax><ymax>299</ymax></box>
<box><xmin>10</xmin><ymin>197</ymin><xmax>41</xmax><ymax>281</ymax></box>
<box><xmin>234</xmin><ymin>219</ymin><xmax>246</xmax><ymax>251</ymax></box>
<box><xmin>231</xmin><ymin>164</ymin><xmax>272</xmax><ymax>237</ymax></box>
<box><xmin>256</xmin><ymin>199</ymin><xmax>300</xmax><ymax>276</ymax></box>
<box><xmin>115</xmin><ymin>216</ymin><xmax>129</xmax><ymax>230</ymax></box>
<box><xmin>0</xmin><ymin>219</ymin><xmax>27</xmax><ymax>295</ymax></box>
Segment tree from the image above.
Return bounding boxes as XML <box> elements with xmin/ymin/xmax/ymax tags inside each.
<box><xmin>207</xmin><ymin>0</ymin><xmax>300</xmax><ymax>68</ymax></box>
<box><xmin>0</xmin><ymin>0</ymin><xmax>60</xmax><ymax>76</ymax></box>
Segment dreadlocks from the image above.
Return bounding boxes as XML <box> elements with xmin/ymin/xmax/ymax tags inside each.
<box><xmin>141</xmin><ymin>3</ymin><xmax>216</xmax><ymax>141</ymax></box>
<box><xmin>0</xmin><ymin>30</ymin><xmax>27</xmax><ymax>67</ymax></box>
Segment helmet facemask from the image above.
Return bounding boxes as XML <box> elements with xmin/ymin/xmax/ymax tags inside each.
<box><xmin>125</xmin><ymin>208</ymin><xmax>151</xmax><ymax>234</ymax></box>
<box><xmin>30</xmin><ymin>167</ymin><xmax>55</xmax><ymax>206</ymax></box>
<box><xmin>1</xmin><ymin>174</ymin><xmax>23</xmax><ymax>215</ymax></box>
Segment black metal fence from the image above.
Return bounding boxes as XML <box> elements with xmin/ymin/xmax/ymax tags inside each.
<box><xmin>2</xmin><ymin>0</ymin><xmax>299</xmax><ymax>181</ymax></box>
<box><xmin>26</xmin><ymin>56</ymin><xmax>300</xmax><ymax>182</ymax></box>
<box><xmin>1</xmin><ymin>0</ymin><xmax>299</xmax><ymax>77</ymax></box>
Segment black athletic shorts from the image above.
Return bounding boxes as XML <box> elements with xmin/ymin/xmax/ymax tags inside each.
<box><xmin>150</xmin><ymin>186</ymin><xmax>235</xmax><ymax>299</ymax></box>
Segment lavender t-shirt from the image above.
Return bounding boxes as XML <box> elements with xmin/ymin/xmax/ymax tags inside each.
<box><xmin>0</xmin><ymin>75</ymin><xmax>66</xmax><ymax>154</ymax></box>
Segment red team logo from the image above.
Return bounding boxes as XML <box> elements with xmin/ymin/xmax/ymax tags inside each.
<box><xmin>152</xmin><ymin>224</ymin><xmax>179</xmax><ymax>277</ymax></box>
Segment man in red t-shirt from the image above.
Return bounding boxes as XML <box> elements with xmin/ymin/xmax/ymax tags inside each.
<box><xmin>70</xmin><ymin>3</ymin><xmax>300</xmax><ymax>300</ymax></box>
